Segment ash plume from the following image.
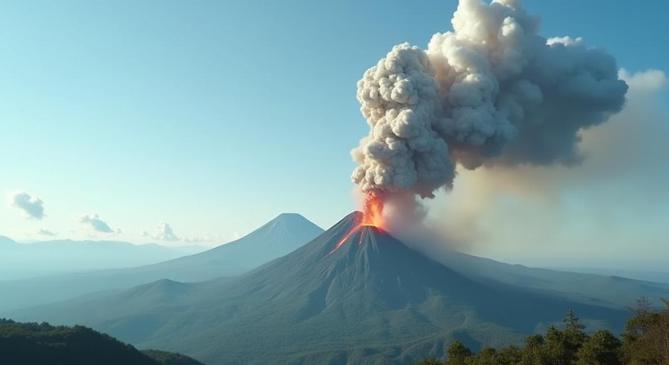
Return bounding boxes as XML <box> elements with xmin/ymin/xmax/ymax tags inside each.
<box><xmin>352</xmin><ymin>0</ymin><xmax>628</xmax><ymax>202</ymax></box>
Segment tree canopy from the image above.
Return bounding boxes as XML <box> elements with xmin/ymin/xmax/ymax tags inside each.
<box><xmin>0</xmin><ymin>319</ymin><xmax>204</xmax><ymax>365</ymax></box>
<box><xmin>414</xmin><ymin>299</ymin><xmax>669</xmax><ymax>365</ymax></box>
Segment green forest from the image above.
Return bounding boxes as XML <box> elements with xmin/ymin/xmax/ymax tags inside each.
<box><xmin>414</xmin><ymin>299</ymin><xmax>669</xmax><ymax>365</ymax></box>
<box><xmin>0</xmin><ymin>319</ymin><xmax>203</xmax><ymax>365</ymax></box>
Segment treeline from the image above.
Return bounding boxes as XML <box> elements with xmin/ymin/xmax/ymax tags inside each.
<box><xmin>0</xmin><ymin>319</ymin><xmax>204</xmax><ymax>365</ymax></box>
<box><xmin>415</xmin><ymin>299</ymin><xmax>669</xmax><ymax>365</ymax></box>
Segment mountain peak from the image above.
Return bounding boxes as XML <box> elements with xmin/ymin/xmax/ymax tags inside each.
<box><xmin>250</xmin><ymin>212</ymin><xmax>322</xmax><ymax>241</ymax></box>
<box><xmin>326</xmin><ymin>222</ymin><xmax>425</xmax><ymax>272</ymax></box>
<box><xmin>199</xmin><ymin>212</ymin><xmax>324</xmax><ymax>266</ymax></box>
<box><xmin>321</xmin><ymin>212</ymin><xmax>397</xmax><ymax>255</ymax></box>
<box><xmin>260</xmin><ymin>212</ymin><xmax>319</xmax><ymax>230</ymax></box>
<box><xmin>272</xmin><ymin>212</ymin><xmax>309</xmax><ymax>221</ymax></box>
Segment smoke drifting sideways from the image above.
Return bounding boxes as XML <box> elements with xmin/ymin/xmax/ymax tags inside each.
<box><xmin>351</xmin><ymin>0</ymin><xmax>628</xmax><ymax>214</ymax></box>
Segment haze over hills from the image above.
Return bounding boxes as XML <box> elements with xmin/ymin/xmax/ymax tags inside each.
<box><xmin>0</xmin><ymin>213</ymin><xmax>323</xmax><ymax>312</ymax></box>
<box><xmin>547</xmin><ymin>267</ymin><xmax>669</xmax><ymax>286</ymax></box>
<box><xmin>403</xmin><ymin>243</ymin><xmax>669</xmax><ymax>309</ymax></box>
<box><xmin>0</xmin><ymin>237</ymin><xmax>204</xmax><ymax>280</ymax></box>
<box><xmin>10</xmin><ymin>212</ymin><xmax>632</xmax><ymax>365</ymax></box>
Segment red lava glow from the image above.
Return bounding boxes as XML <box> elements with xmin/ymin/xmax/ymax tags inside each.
<box><xmin>359</xmin><ymin>194</ymin><xmax>384</xmax><ymax>228</ymax></box>
<box><xmin>329</xmin><ymin>193</ymin><xmax>386</xmax><ymax>254</ymax></box>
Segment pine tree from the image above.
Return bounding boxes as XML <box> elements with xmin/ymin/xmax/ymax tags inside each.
<box><xmin>446</xmin><ymin>341</ymin><xmax>472</xmax><ymax>365</ymax></box>
<box><xmin>576</xmin><ymin>330</ymin><xmax>622</xmax><ymax>365</ymax></box>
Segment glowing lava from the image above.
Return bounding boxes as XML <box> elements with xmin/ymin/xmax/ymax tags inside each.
<box><xmin>359</xmin><ymin>194</ymin><xmax>384</xmax><ymax>228</ymax></box>
<box><xmin>330</xmin><ymin>193</ymin><xmax>386</xmax><ymax>254</ymax></box>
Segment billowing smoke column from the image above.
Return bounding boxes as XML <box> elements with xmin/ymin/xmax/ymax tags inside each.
<box><xmin>352</xmin><ymin>0</ymin><xmax>628</xmax><ymax>213</ymax></box>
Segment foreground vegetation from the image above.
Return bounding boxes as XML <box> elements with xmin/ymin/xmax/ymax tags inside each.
<box><xmin>415</xmin><ymin>299</ymin><xmax>669</xmax><ymax>365</ymax></box>
<box><xmin>0</xmin><ymin>319</ymin><xmax>204</xmax><ymax>365</ymax></box>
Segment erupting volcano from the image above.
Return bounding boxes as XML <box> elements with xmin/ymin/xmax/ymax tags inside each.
<box><xmin>330</xmin><ymin>193</ymin><xmax>386</xmax><ymax>253</ymax></box>
<box><xmin>359</xmin><ymin>193</ymin><xmax>385</xmax><ymax>228</ymax></box>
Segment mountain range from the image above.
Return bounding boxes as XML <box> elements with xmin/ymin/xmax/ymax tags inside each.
<box><xmin>9</xmin><ymin>212</ymin><xmax>638</xmax><ymax>365</ymax></box>
<box><xmin>410</xmin><ymin>244</ymin><xmax>669</xmax><ymax>309</ymax></box>
<box><xmin>0</xmin><ymin>213</ymin><xmax>323</xmax><ymax>312</ymax></box>
<box><xmin>0</xmin><ymin>236</ymin><xmax>204</xmax><ymax>280</ymax></box>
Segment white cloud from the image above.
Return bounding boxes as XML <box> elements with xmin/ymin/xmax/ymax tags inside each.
<box><xmin>37</xmin><ymin>229</ymin><xmax>56</xmax><ymax>237</ymax></box>
<box><xmin>8</xmin><ymin>192</ymin><xmax>45</xmax><ymax>220</ymax></box>
<box><xmin>144</xmin><ymin>223</ymin><xmax>179</xmax><ymax>241</ymax></box>
<box><xmin>79</xmin><ymin>214</ymin><xmax>115</xmax><ymax>234</ymax></box>
<box><xmin>183</xmin><ymin>234</ymin><xmax>224</xmax><ymax>244</ymax></box>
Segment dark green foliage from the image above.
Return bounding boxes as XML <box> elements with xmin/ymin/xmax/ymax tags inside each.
<box><xmin>413</xmin><ymin>358</ymin><xmax>443</xmax><ymax>365</ymax></box>
<box><xmin>622</xmin><ymin>298</ymin><xmax>669</xmax><ymax>365</ymax></box>
<box><xmin>519</xmin><ymin>334</ymin><xmax>550</xmax><ymax>365</ymax></box>
<box><xmin>143</xmin><ymin>350</ymin><xmax>206</xmax><ymax>365</ymax></box>
<box><xmin>447</xmin><ymin>341</ymin><xmax>472</xmax><ymax>365</ymax></box>
<box><xmin>495</xmin><ymin>346</ymin><xmax>523</xmax><ymax>365</ymax></box>
<box><xmin>467</xmin><ymin>347</ymin><xmax>497</xmax><ymax>365</ymax></box>
<box><xmin>542</xmin><ymin>311</ymin><xmax>588</xmax><ymax>364</ymax></box>
<box><xmin>575</xmin><ymin>330</ymin><xmax>622</xmax><ymax>365</ymax></box>
<box><xmin>0</xmin><ymin>319</ymin><xmax>203</xmax><ymax>365</ymax></box>
<box><xmin>413</xmin><ymin>304</ymin><xmax>668</xmax><ymax>365</ymax></box>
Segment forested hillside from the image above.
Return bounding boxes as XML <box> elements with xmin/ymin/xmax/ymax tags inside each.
<box><xmin>413</xmin><ymin>299</ymin><xmax>669</xmax><ymax>365</ymax></box>
<box><xmin>0</xmin><ymin>319</ymin><xmax>204</xmax><ymax>365</ymax></box>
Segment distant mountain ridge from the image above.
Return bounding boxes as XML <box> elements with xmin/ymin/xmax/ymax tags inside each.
<box><xmin>0</xmin><ymin>237</ymin><xmax>204</xmax><ymax>280</ymax></box>
<box><xmin>405</xmin><ymin>243</ymin><xmax>669</xmax><ymax>309</ymax></box>
<box><xmin>0</xmin><ymin>213</ymin><xmax>323</xmax><ymax>312</ymax></box>
<box><xmin>11</xmin><ymin>212</ymin><xmax>631</xmax><ymax>365</ymax></box>
<box><xmin>148</xmin><ymin>212</ymin><xmax>325</xmax><ymax>280</ymax></box>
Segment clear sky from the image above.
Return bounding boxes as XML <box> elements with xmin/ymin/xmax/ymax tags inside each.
<box><xmin>1</xmin><ymin>1</ymin><xmax>667</xmax><ymax>267</ymax></box>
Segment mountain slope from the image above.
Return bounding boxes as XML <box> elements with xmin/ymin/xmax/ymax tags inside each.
<box><xmin>406</xmin><ymin>243</ymin><xmax>669</xmax><ymax>308</ymax></box>
<box><xmin>0</xmin><ymin>319</ymin><xmax>204</xmax><ymax>365</ymax></box>
<box><xmin>0</xmin><ymin>213</ymin><xmax>323</xmax><ymax>312</ymax></box>
<box><xmin>12</xmin><ymin>212</ymin><xmax>629</xmax><ymax>365</ymax></box>
<box><xmin>131</xmin><ymin>212</ymin><xmax>325</xmax><ymax>281</ymax></box>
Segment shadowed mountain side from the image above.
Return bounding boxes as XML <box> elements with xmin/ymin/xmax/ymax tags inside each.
<box><xmin>0</xmin><ymin>213</ymin><xmax>323</xmax><ymax>312</ymax></box>
<box><xmin>548</xmin><ymin>267</ymin><xmax>669</xmax><ymax>285</ymax></box>
<box><xmin>11</xmin><ymin>213</ymin><xmax>628</xmax><ymax>365</ymax></box>
<box><xmin>404</xmin><ymin>240</ymin><xmax>669</xmax><ymax>309</ymax></box>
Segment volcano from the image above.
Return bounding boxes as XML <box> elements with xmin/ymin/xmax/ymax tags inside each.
<box><xmin>12</xmin><ymin>212</ymin><xmax>628</xmax><ymax>365</ymax></box>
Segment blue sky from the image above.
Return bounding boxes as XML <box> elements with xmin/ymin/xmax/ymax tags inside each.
<box><xmin>1</xmin><ymin>0</ymin><xmax>667</xmax><ymax>267</ymax></box>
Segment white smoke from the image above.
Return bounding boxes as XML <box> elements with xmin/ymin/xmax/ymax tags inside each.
<box><xmin>352</xmin><ymin>0</ymin><xmax>628</xmax><ymax>202</ymax></box>
<box><xmin>423</xmin><ymin>69</ymin><xmax>668</xmax><ymax>262</ymax></box>
<box><xmin>352</xmin><ymin>43</ymin><xmax>453</xmax><ymax>199</ymax></box>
